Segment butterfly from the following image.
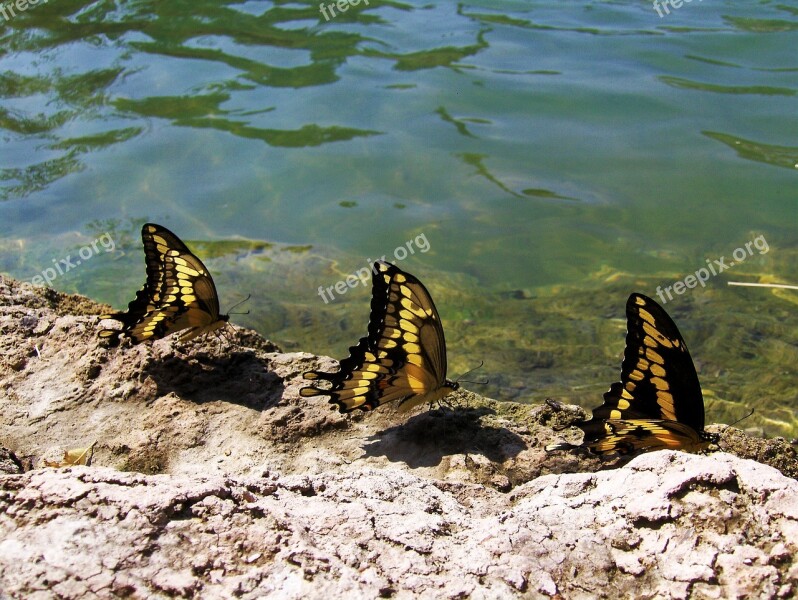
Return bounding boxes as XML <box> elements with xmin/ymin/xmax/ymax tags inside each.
<box><xmin>300</xmin><ymin>260</ymin><xmax>459</xmax><ymax>413</ymax></box>
<box><xmin>99</xmin><ymin>223</ymin><xmax>229</xmax><ymax>344</ymax></box>
<box><xmin>546</xmin><ymin>292</ymin><xmax>719</xmax><ymax>455</ymax></box>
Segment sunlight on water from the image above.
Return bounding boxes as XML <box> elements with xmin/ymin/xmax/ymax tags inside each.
<box><xmin>1</xmin><ymin>1</ymin><xmax>796</xmax><ymax>436</ymax></box>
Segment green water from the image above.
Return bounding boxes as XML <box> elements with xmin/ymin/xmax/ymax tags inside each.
<box><xmin>1</xmin><ymin>1</ymin><xmax>797</xmax><ymax>437</ymax></box>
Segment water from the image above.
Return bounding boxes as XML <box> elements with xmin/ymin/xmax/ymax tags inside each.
<box><xmin>1</xmin><ymin>1</ymin><xmax>797</xmax><ymax>437</ymax></box>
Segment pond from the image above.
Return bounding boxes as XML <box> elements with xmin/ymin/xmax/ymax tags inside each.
<box><xmin>1</xmin><ymin>0</ymin><xmax>796</xmax><ymax>436</ymax></box>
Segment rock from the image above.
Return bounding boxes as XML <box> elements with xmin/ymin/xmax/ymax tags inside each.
<box><xmin>0</xmin><ymin>274</ymin><xmax>568</xmax><ymax>486</ymax></box>
<box><xmin>0</xmin><ymin>448</ymin><xmax>23</xmax><ymax>475</ymax></box>
<box><xmin>0</xmin><ymin>453</ymin><xmax>796</xmax><ymax>599</ymax></box>
<box><xmin>1</xmin><ymin>274</ymin><xmax>798</xmax><ymax>598</ymax></box>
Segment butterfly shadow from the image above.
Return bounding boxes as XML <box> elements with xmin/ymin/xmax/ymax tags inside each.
<box><xmin>142</xmin><ymin>349</ymin><xmax>283</xmax><ymax>410</ymax></box>
<box><xmin>361</xmin><ymin>406</ymin><xmax>527</xmax><ymax>468</ymax></box>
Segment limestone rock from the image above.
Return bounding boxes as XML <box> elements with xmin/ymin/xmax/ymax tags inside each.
<box><xmin>1</xmin><ymin>453</ymin><xmax>796</xmax><ymax>599</ymax></box>
<box><xmin>1</xmin><ymin>275</ymin><xmax>798</xmax><ymax>598</ymax></box>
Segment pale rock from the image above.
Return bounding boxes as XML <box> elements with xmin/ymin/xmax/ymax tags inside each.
<box><xmin>1</xmin><ymin>276</ymin><xmax>798</xmax><ymax>598</ymax></box>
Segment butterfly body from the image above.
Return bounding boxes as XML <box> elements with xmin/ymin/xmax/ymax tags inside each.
<box><xmin>301</xmin><ymin>261</ymin><xmax>458</xmax><ymax>413</ymax></box>
<box><xmin>547</xmin><ymin>293</ymin><xmax>718</xmax><ymax>455</ymax></box>
<box><xmin>99</xmin><ymin>223</ymin><xmax>228</xmax><ymax>344</ymax></box>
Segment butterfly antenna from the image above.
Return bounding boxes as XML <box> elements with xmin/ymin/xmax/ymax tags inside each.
<box><xmin>456</xmin><ymin>360</ymin><xmax>489</xmax><ymax>385</ymax></box>
<box><xmin>723</xmin><ymin>408</ymin><xmax>755</xmax><ymax>431</ymax></box>
<box><xmin>227</xmin><ymin>294</ymin><xmax>252</xmax><ymax>315</ymax></box>
<box><xmin>458</xmin><ymin>377</ymin><xmax>489</xmax><ymax>385</ymax></box>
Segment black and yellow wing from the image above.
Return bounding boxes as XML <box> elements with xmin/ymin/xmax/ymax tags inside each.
<box><xmin>547</xmin><ymin>293</ymin><xmax>718</xmax><ymax>455</ymax></box>
<box><xmin>300</xmin><ymin>261</ymin><xmax>458</xmax><ymax>413</ymax></box>
<box><xmin>99</xmin><ymin>223</ymin><xmax>228</xmax><ymax>344</ymax></box>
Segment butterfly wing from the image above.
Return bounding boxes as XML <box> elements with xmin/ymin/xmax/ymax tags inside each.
<box><xmin>98</xmin><ymin>224</ymin><xmax>170</xmax><ymax>333</ymax></box>
<box><xmin>99</xmin><ymin>223</ymin><xmax>227</xmax><ymax>344</ymax></box>
<box><xmin>547</xmin><ymin>293</ymin><xmax>714</xmax><ymax>454</ymax></box>
<box><xmin>300</xmin><ymin>261</ymin><xmax>456</xmax><ymax>413</ymax></box>
<box><xmin>596</xmin><ymin>293</ymin><xmax>704</xmax><ymax>428</ymax></box>
<box><xmin>575</xmin><ymin>419</ymin><xmax>707</xmax><ymax>455</ymax></box>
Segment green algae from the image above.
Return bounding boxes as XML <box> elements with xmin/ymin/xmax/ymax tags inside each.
<box><xmin>205</xmin><ymin>241</ymin><xmax>798</xmax><ymax>440</ymax></box>
<box><xmin>703</xmin><ymin>132</ymin><xmax>798</xmax><ymax>171</ymax></box>
<box><xmin>185</xmin><ymin>239</ymin><xmax>274</xmax><ymax>259</ymax></box>
<box><xmin>658</xmin><ymin>76</ymin><xmax>795</xmax><ymax>96</ymax></box>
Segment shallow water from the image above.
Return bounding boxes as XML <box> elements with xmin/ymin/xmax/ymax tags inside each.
<box><xmin>1</xmin><ymin>1</ymin><xmax>796</xmax><ymax>436</ymax></box>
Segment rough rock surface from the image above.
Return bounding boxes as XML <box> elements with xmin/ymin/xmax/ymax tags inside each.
<box><xmin>2</xmin><ymin>454</ymin><xmax>797</xmax><ymax>599</ymax></box>
<box><xmin>1</xmin><ymin>275</ymin><xmax>798</xmax><ymax>599</ymax></box>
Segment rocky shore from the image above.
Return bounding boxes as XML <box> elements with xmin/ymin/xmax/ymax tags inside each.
<box><xmin>1</xmin><ymin>275</ymin><xmax>797</xmax><ymax>599</ymax></box>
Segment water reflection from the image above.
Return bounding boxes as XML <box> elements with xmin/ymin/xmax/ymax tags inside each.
<box><xmin>1</xmin><ymin>1</ymin><xmax>797</xmax><ymax>437</ymax></box>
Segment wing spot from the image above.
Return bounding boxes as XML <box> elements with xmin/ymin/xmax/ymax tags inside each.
<box><xmin>399</xmin><ymin>309</ymin><xmax>418</xmax><ymax>321</ymax></box>
<box><xmin>399</xmin><ymin>319</ymin><xmax>419</xmax><ymax>334</ymax></box>
<box><xmin>650</xmin><ymin>364</ymin><xmax>666</xmax><ymax>378</ymax></box>
<box><xmin>650</xmin><ymin>376</ymin><xmax>669</xmax><ymax>391</ymax></box>
<box><xmin>406</xmin><ymin>354</ymin><xmax>424</xmax><ymax>367</ymax></box>
<box><xmin>643</xmin><ymin>322</ymin><xmax>674</xmax><ymax>348</ymax></box>
<box><xmin>637</xmin><ymin>308</ymin><xmax>656</xmax><ymax>326</ymax></box>
<box><xmin>176</xmin><ymin>265</ymin><xmax>201</xmax><ymax>277</ymax></box>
